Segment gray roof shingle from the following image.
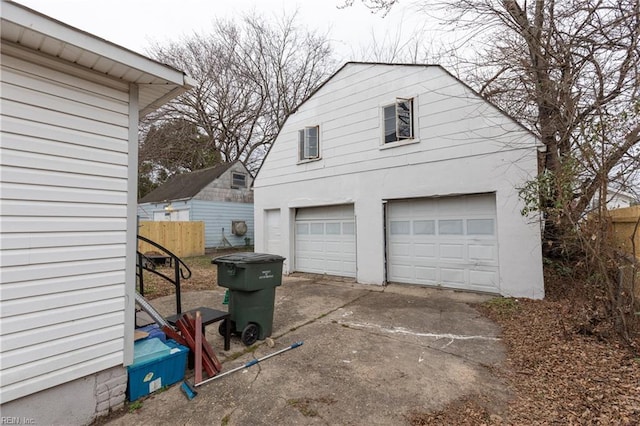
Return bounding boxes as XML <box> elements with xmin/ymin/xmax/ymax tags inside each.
<box><xmin>138</xmin><ymin>162</ymin><xmax>235</xmax><ymax>203</ymax></box>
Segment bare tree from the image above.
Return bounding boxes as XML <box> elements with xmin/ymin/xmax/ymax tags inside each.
<box><xmin>140</xmin><ymin>12</ymin><xmax>335</xmax><ymax>191</ymax></box>
<box><xmin>346</xmin><ymin>0</ymin><xmax>640</xmax><ymax>342</ymax></box>
<box><xmin>137</xmin><ymin>119</ymin><xmax>217</xmax><ymax>198</ymax></box>
<box><xmin>346</xmin><ymin>0</ymin><xmax>640</xmax><ymax>255</ymax></box>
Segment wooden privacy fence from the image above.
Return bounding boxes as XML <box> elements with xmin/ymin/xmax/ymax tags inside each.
<box><xmin>138</xmin><ymin>221</ymin><xmax>205</xmax><ymax>258</ymax></box>
<box><xmin>609</xmin><ymin>206</ymin><xmax>640</xmax><ymax>258</ymax></box>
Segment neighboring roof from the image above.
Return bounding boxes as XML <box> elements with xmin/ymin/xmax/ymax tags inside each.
<box><xmin>1</xmin><ymin>0</ymin><xmax>195</xmax><ymax>116</ymax></box>
<box><xmin>139</xmin><ymin>162</ymin><xmax>237</xmax><ymax>203</ymax></box>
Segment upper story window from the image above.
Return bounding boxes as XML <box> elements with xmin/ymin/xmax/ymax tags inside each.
<box><xmin>231</xmin><ymin>172</ymin><xmax>247</xmax><ymax>188</ymax></box>
<box><xmin>298</xmin><ymin>126</ymin><xmax>320</xmax><ymax>161</ymax></box>
<box><xmin>383</xmin><ymin>98</ymin><xmax>414</xmax><ymax>144</ymax></box>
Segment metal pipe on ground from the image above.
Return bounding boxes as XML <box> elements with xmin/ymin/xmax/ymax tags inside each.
<box><xmin>194</xmin><ymin>341</ymin><xmax>304</xmax><ymax>388</ymax></box>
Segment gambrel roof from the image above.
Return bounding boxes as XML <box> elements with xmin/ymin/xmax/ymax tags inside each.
<box><xmin>254</xmin><ymin>62</ymin><xmax>541</xmax><ymax>181</ymax></box>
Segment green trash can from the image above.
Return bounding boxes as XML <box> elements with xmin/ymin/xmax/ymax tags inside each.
<box><xmin>212</xmin><ymin>253</ymin><xmax>285</xmax><ymax>346</ymax></box>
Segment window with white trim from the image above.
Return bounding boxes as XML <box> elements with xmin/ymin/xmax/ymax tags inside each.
<box><xmin>231</xmin><ymin>172</ymin><xmax>247</xmax><ymax>188</ymax></box>
<box><xmin>383</xmin><ymin>98</ymin><xmax>414</xmax><ymax>143</ymax></box>
<box><xmin>298</xmin><ymin>126</ymin><xmax>320</xmax><ymax>161</ymax></box>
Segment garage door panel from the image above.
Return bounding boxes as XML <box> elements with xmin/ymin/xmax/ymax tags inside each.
<box><xmin>390</xmin><ymin>220</ymin><xmax>411</xmax><ymax>234</ymax></box>
<box><xmin>467</xmin><ymin>219</ymin><xmax>495</xmax><ymax>235</ymax></box>
<box><xmin>440</xmin><ymin>197</ymin><xmax>467</xmax><ymax>211</ymax></box>
<box><xmin>415</xmin><ymin>266</ymin><xmax>437</xmax><ymax>281</ymax></box>
<box><xmin>325</xmin><ymin>223</ymin><xmax>341</xmax><ymax>234</ymax></box>
<box><xmin>296</xmin><ymin>205</ymin><xmax>354</xmax><ymax>220</ymax></box>
<box><xmin>325</xmin><ymin>241</ymin><xmax>343</xmax><ymax>252</ymax></box>
<box><xmin>307</xmin><ymin>241</ymin><xmax>324</xmax><ymax>252</ymax></box>
<box><xmin>414</xmin><ymin>243</ymin><xmax>436</xmax><ymax>258</ymax></box>
<box><xmin>296</xmin><ymin>223</ymin><xmax>309</xmax><ymax>234</ymax></box>
<box><xmin>440</xmin><ymin>268</ymin><xmax>466</xmax><ymax>285</ymax></box>
<box><xmin>309</xmin><ymin>259</ymin><xmax>325</xmax><ymax>270</ymax></box>
<box><xmin>412</xmin><ymin>202</ymin><xmax>438</xmax><ymax>216</ymax></box>
<box><xmin>343</xmin><ymin>243</ymin><xmax>356</xmax><ymax>255</ymax></box>
<box><xmin>440</xmin><ymin>244</ymin><xmax>465</xmax><ymax>261</ymax></box>
<box><xmin>413</xmin><ymin>220</ymin><xmax>436</xmax><ymax>235</ymax></box>
<box><xmin>325</xmin><ymin>260</ymin><xmax>342</xmax><ymax>271</ymax></box>
<box><xmin>342</xmin><ymin>222</ymin><xmax>355</xmax><ymax>234</ymax></box>
<box><xmin>465</xmin><ymin>194</ymin><xmax>497</xmax><ymax>213</ymax></box>
<box><xmin>389</xmin><ymin>264</ymin><xmax>413</xmax><ymax>280</ymax></box>
<box><xmin>469</xmin><ymin>269</ymin><xmax>498</xmax><ymax>288</ymax></box>
<box><xmin>390</xmin><ymin>241</ymin><xmax>411</xmax><ymax>256</ymax></box>
<box><xmin>310</xmin><ymin>223</ymin><xmax>324</xmax><ymax>234</ymax></box>
<box><xmin>296</xmin><ymin>258</ymin><xmax>312</xmax><ymax>269</ymax></box>
<box><xmin>468</xmin><ymin>244</ymin><xmax>497</xmax><ymax>261</ymax></box>
<box><xmin>295</xmin><ymin>205</ymin><xmax>356</xmax><ymax>278</ymax></box>
<box><xmin>388</xmin><ymin>194</ymin><xmax>499</xmax><ymax>293</ymax></box>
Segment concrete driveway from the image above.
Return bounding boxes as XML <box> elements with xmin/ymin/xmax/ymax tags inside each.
<box><xmin>106</xmin><ymin>277</ymin><xmax>508</xmax><ymax>425</ymax></box>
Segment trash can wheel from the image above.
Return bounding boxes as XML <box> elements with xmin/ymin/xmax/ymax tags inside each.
<box><xmin>241</xmin><ymin>323</ymin><xmax>260</xmax><ymax>346</ymax></box>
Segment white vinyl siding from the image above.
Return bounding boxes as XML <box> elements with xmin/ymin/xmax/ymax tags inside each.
<box><xmin>0</xmin><ymin>49</ymin><xmax>130</xmax><ymax>403</ymax></box>
<box><xmin>387</xmin><ymin>194</ymin><xmax>499</xmax><ymax>293</ymax></box>
<box><xmin>295</xmin><ymin>205</ymin><xmax>356</xmax><ymax>278</ymax></box>
<box><xmin>256</xmin><ymin>64</ymin><xmax>532</xmax><ymax>186</ymax></box>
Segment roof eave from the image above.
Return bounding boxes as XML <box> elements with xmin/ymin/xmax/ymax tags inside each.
<box><xmin>2</xmin><ymin>0</ymin><xmax>193</xmax><ymax>112</ymax></box>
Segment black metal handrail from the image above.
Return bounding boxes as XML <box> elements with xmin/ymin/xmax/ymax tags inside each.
<box><xmin>136</xmin><ymin>234</ymin><xmax>192</xmax><ymax>315</ymax></box>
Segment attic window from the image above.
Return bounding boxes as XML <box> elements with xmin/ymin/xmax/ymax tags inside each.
<box><xmin>298</xmin><ymin>126</ymin><xmax>320</xmax><ymax>161</ymax></box>
<box><xmin>232</xmin><ymin>173</ymin><xmax>246</xmax><ymax>188</ymax></box>
<box><xmin>383</xmin><ymin>98</ymin><xmax>414</xmax><ymax>143</ymax></box>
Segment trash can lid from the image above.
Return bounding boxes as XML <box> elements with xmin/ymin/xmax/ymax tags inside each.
<box><xmin>212</xmin><ymin>252</ymin><xmax>286</xmax><ymax>264</ymax></box>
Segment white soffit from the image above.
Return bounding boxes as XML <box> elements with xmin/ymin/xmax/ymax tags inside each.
<box><xmin>1</xmin><ymin>0</ymin><xmax>194</xmax><ymax>115</ymax></box>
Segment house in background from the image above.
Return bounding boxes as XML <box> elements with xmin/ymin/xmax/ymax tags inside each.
<box><xmin>254</xmin><ymin>62</ymin><xmax>545</xmax><ymax>299</ymax></box>
<box><xmin>0</xmin><ymin>1</ymin><xmax>192</xmax><ymax>423</ymax></box>
<box><xmin>589</xmin><ymin>186</ymin><xmax>638</xmax><ymax>211</ymax></box>
<box><xmin>137</xmin><ymin>161</ymin><xmax>254</xmax><ymax>248</ymax></box>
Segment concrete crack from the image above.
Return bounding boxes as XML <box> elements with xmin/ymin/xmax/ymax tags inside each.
<box><xmin>338</xmin><ymin>320</ymin><xmax>501</xmax><ymax>342</ymax></box>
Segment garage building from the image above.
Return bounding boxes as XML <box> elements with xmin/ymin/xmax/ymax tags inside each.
<box><xmin>253</xmin><ymin>62</ymin><xmax>544</xmax><ymax>299</ymax></box>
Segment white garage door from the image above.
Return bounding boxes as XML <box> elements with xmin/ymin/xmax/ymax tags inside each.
<box><xmin>295</xmin><ymin>205</ymin><xmax>356</xmax><ymax>277</ymax></box>
<box><xmin>387</xmin><ymin>194</ymin><xmax>499</xmax><ymax>293</ymax></box>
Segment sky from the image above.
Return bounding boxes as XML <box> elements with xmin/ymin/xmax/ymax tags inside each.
<box><xmin>11</xmin><ymin>0</ymin><xmax>445</xmax><ymax>64</ymax></box>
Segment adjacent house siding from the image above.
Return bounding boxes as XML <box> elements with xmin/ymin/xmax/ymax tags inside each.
<box><xmin>190</xmin><ymin>200</ymin><xmax>254</xmax><ymax>248</ymax></box>
<box><xmin>137</xmin><ymin>204</ymin><xmax>153</xmax><ymax>221</ymax></box>
<box><xmin>0</xmin><ymin>47</ymin><xmax>130</xmax><ymax>403</ymax></box>
<box><xmin>137</xmin><ymin>199</ymin><xmax>253</xmax><ymax>249</ymax></box>
<box><xmin>137</xmin><ymin>200</ymin><xmax>191</xmax><ymax>222</ymax></box>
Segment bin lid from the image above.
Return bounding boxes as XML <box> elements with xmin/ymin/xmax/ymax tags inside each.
<box><xmin>212</xmin><ymin>252</ymin><xmax>286</xmax><ymax>264</ymax></box>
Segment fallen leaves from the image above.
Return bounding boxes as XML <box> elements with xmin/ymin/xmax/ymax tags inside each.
<box><xmin>486</xmin><ymin>297</ymin><xmax>640</xmax><ymax>425</ymax></box>
<box><xmin>408</xmin><ymin>273</ymin><xmax>640</xmax><ymax>425</ymax></box>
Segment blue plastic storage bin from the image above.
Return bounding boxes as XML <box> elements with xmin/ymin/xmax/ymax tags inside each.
<box><xmin>127</xmin><ymin>339</ymin><xmax>189</xmax><ymax>401</ymax></box>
